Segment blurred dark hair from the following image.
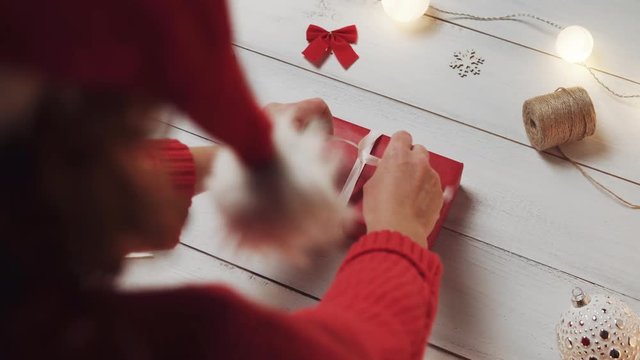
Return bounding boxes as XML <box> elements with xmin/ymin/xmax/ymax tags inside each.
<box><xmin>0</xmin><ymin>81</ymin><xmax>179</xmax><ymax>307</ymax></box>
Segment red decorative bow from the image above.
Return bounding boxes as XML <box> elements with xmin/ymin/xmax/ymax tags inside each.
<box><xmin>302</xmin><ymin>24</ymin><xmax>359</xmax><ymax>69</ymax></box>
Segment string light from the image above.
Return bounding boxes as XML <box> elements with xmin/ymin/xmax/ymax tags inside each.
<box><xmin>425</xmin><ymin>6</ymin><xmax>596</xmax><ymax>65</ymax></box>
<box><xmin>380</xmin><ymin>2</ymin><xmax>640</xmax><ymax>99</ymax></box>
<box><xmin>383</xmin><ymin>2</ymin><xmax>590</xmax><ymax>64</ymax></box>
<box><xmin>555</xmin><ymin>25</ymin><xmax>594</xmax><ymax>63</ymax></box>
<box><xmin>381</xmin><ymin>0</ymin><xmax>430</xmax><ymax>23</ymax></box>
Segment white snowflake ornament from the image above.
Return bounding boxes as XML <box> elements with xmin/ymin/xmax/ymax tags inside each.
<box><xmin>449</xmin><ymin>49</ymin><xmax>485</xmax><ymax>78</ymax></box>
<box><xmin>557</xmin><ymin>288</ymin><xmax>640</xmax><ymax>360</ymax></box>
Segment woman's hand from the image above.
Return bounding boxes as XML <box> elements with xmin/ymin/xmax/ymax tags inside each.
<box><xmin>264</xmin><ymin>98</ymin><xmax>333</xmax><ymax>134</ymax></box>
<box><xmin>363</xmin><ymin>131</ymin><xmax>443</xmax><ymax>247</ymax></box>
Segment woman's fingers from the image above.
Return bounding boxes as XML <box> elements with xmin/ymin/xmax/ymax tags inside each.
<box><xmin>264</xmin><ymin>98</ymin><xmax>333</xmax><ymax>134</ymax></box>
<box><xmin>388</xmin><ymin>131</ymin><xmax>413</xmax><ymax>153</ymax></box>
<box><xmin>292</xmin><ymin>98</ymin><xmax>333</xmax><ymax>133</ymax></box>
<box><xmin>296</xmin><ymin>98</ymin><xmax>332</xmax><ymax>122</ymax></box>
<box><xmin>411</xmin><ymin>144</ymin><xmax>430</xmax><ymax>160</ymax></box>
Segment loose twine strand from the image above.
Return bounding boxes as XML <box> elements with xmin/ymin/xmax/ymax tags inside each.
<box><xmin>523</xmin><ymin>87</ymin><xmax>639</xmax><ymax>209</ymax></box>
<box><xmin>557</xmin><ymin>147</ymin><xmax>640</xmax><ymax>209</ymax></box>
<box><xmin>585</xmin><ymin>66</ymin><xmax>640</xmax><ymax>99</ymax></box>
<box><xmin>429</xmin><ymin>6</ymin><xmax>640</xmax><ymax>99</ymax></box>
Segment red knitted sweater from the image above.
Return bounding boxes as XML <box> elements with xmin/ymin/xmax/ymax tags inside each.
<box><xmin>6</xmin><ymin>139</ymin><xmax>442</xmax><ymax>359</ymax></box>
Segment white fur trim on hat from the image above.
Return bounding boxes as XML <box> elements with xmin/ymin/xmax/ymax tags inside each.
<box><xmin>208</xmin><ymin>114</ymin><xmax>354</xmax><ymax>263</ymax></box>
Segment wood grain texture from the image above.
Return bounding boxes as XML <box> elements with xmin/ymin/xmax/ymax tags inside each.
<box><xmin>118</xmin><ymin>244</ymin><xmax>313</xmax><ymax>311</ymax></box>
<box><xmin>168</xmin><ymin>47</ymin><xmax>640</xmax><ymax>300</ymax></box>
<box><xmin>228</xmin><ymin>0</ymin><xmax>640</xmax><ymax>184</ymax></box>
<box><xmin>117</xmin><ymin>244</ymin><xmax>461</xmax><ymax>359</ymax></box>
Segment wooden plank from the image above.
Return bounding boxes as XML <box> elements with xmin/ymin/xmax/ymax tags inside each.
<box><xmin>117</xmin><ymin>244</ymin><xmax>462</xmax><ymax>359</ymax></box>
<box><xmin>426</xmin><ymin>347</ymin><xmax>464</xmax><ymax>360</ymax></box>
<box><xmin>118</xmin><ymin>244</ymin><xmax>313</xmax><ymax>311</ymax></box>
<box><xmin>427</xmin><ymin>0</ymin><xmax>640</xmax><ymax>83</ymax></box>
<box><xmin>227</xmin><ymin>0</ymin><xmax>640</xmax><ymax>183</ymax></box>
<box><xmin>166</xmin><ymin>47</ymin><xmax>640</xmax><ymax>299</ymax></box>
<box><xmin>118</xmin><ymin>198</ymin><xmax>640</xmax><ymax>358</ymax></box>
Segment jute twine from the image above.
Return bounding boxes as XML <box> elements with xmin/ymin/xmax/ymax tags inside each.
<box><xmin>522</xmin><ymin>87</ymin><xmax>639</xmax><ymax>209</ymax></box>
<box><xmin>523</xmin><ymin>87</ymin><xmax>596</xmax><ymax>151</ymax></box>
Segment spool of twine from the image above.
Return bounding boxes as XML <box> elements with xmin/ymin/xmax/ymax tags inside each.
<box><xmin>523</xmin><ymin>87</ymin><xmax>596</xmax><ymax>151</ymax></box>
<box><xmin>522</xmin><ymin>87</ymin><xmax>639</xmax><ymax>209</ymax></box>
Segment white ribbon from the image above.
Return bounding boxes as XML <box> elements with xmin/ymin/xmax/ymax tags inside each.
<box><xmin>337</xmin><ymin>131</ymin><xmax>383</xmax><ymax>203</ymax></box>
<box><xmin>335</xmin><ymin>131</ymin><xmax>455</xmax><ymax>205</ymax></box>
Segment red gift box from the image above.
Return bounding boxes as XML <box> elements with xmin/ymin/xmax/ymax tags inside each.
<box><xmin>332</xmin><ymin>117</ymin><xmax>464</xmax><ymax>247</ymax></box>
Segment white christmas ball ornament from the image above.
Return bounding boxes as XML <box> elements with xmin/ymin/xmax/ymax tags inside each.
<box><xmin>381</xmin><ymin>0</ymin><xmax>431</xmax><ymax>23</ymax></box>
<box><xmin>556</xmin><ymin>25</ymin><xmax>594</xmax><ymax>63</ymax></box>
<box><xmin>556</xmin><ymin>288</ymin><xmax>640</xmax><ymax>360</ymax></box>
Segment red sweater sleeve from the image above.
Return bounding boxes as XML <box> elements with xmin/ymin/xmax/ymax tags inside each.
<box><xmin>146</xmin><ymin>139</ymin><xmax>197</xmax><ymax>200</ymax></box>
<box><xmin>136</xmin><ymin>139</ymin><xmax>196</xmax><ymax>250</ymax></box>
<box><xmin>291</xmin><ymin>231</ymin><xmax>443</xmax><ymax>359</ymax></box>
<box><xmin>110</xmin><ymin>231</ymin><xmax>441</xmax><ymax>360</ymax></box>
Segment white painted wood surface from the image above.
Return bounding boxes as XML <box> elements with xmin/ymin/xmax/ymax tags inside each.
<box><xmin>229</xmin><ymin>0</ymin><xmax>640</xmax><ymax>183</ymax></box>
<box><xmin>119</xmin><ymin>245</ymin><xmax>313</xmax><ymax>311</ymax></box>
<box><xmin>120</xmin><ymin>1</ymin><xmax>640</xmax><ymax>358</ymax></box>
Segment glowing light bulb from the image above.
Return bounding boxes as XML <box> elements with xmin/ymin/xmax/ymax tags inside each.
<box><xmin>381</xmin><ymin>0</ymin><xmax>431</xmax><ymax>23</ymax></box>
<box><xmin>556</xmin><ymin>25</ymin><xmax>594</xmax><ymax>63</ymax></box>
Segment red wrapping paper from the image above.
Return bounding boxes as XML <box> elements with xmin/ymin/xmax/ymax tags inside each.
<box><xmin>332</xmin><ymin>117</ymin><xmax>464</xmax><ymax>247</ymax></box>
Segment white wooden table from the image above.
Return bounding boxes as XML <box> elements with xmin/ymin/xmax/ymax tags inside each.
<box><xmin>118</xmin><ymin>1</ymin><xmax>640</xmax><ymax>358</ymax></box>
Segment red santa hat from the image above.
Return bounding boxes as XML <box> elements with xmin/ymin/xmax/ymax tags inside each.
<box><xmin>1</xmin><ymin>0</ymin><xmax>351</xmax><ymax>258</ymax></box>
<box><xmin>0</xmin><ymin>0</ymin><xmax>273</xmax><ymax>166</ymax></box>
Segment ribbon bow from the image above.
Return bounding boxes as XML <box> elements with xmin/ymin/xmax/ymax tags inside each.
<box><xmin>302</xmin><ymin>24</ymin><xmax>359</xmax><ymax>69</ymax></box>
